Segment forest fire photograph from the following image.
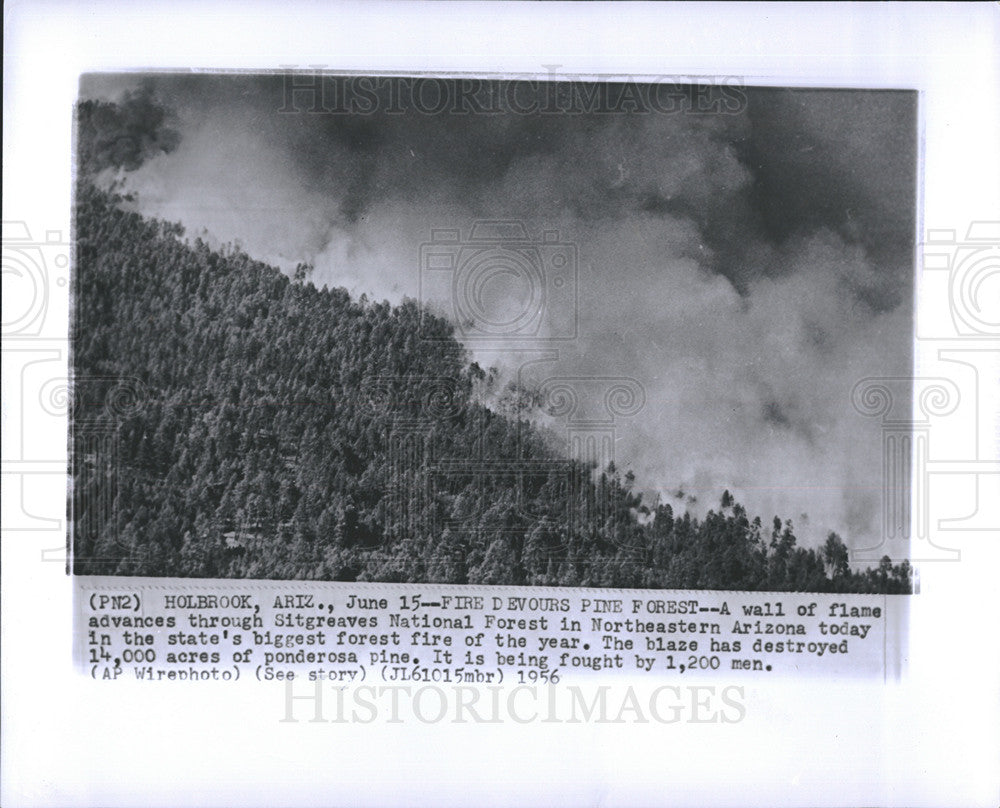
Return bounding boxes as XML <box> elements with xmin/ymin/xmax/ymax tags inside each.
<box><xmin>8</xmin><ymin>6</ymin><xmax>1000</xmax><ymax>808</ymax></box>
<box><xmin>71</xmin><ymin>72</ymin><xmax>917</xmax><ymax>593</ymax></box>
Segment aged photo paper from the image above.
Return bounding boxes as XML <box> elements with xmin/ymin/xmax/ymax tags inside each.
<box><xmin>3</xmin><ymin>3</ymin><xmax>999</xmax><ymax>807</ymax></box>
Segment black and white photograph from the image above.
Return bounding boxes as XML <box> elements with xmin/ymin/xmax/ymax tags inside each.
<box><xmin>4</xmin><ymin>4</ymin><xmax>999</xmax><ymax>807</ymax></box>
<box><xmin>72</xmin><ymin>73</ymin><xmax>917</xmax><ymax>593</ymax></box>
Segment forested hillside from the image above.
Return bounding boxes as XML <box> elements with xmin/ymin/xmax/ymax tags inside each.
<box><xmin>71</xmin><ymin>180</ymin><xmax>912</xmax><ymax>593</ymax></box>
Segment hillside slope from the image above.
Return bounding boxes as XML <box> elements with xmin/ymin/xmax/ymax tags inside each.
<box><xmin>71</xmin><ymin>183</ymin><xmax>911</xmax><ymax>593</ymax></box>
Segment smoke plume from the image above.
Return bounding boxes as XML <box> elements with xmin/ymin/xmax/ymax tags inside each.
<box><xmin>78</xmin><ymin>73</ymin><xmax>916</xmax><ymax>551</ymax></box>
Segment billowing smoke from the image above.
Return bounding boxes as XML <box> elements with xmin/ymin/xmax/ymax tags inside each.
<box><xmin>76</xmin><ymin>83</ymin><xmax>181</xmax><ymax>176</ymax></box>
<box><xmin>78</xmin><ymin>74</ymin><xmax>916</xmax><ymax>551</ymax></box>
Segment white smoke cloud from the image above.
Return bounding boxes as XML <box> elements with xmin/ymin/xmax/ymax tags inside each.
<box><xmin>95</xmin><ymin>77</ymin><xmax>913</xmax><ymax>552</ymax></box>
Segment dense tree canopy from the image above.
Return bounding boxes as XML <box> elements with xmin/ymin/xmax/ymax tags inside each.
<box><xmin>71</xmin><ymin>181</ymin><xmax>911</xmax><ymax>594</ymax></box>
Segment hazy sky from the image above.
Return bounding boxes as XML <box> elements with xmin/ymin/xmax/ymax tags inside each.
<box><xmin>79</xmin><ymin>73</ymin><xmax>917</xmax><ymax>552</ymax></box>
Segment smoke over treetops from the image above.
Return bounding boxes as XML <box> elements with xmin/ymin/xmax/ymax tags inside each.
<box><xmin>78</xmin><ymin>73</ymin><xmax>916</xmax><ymax>553</ymax></box>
